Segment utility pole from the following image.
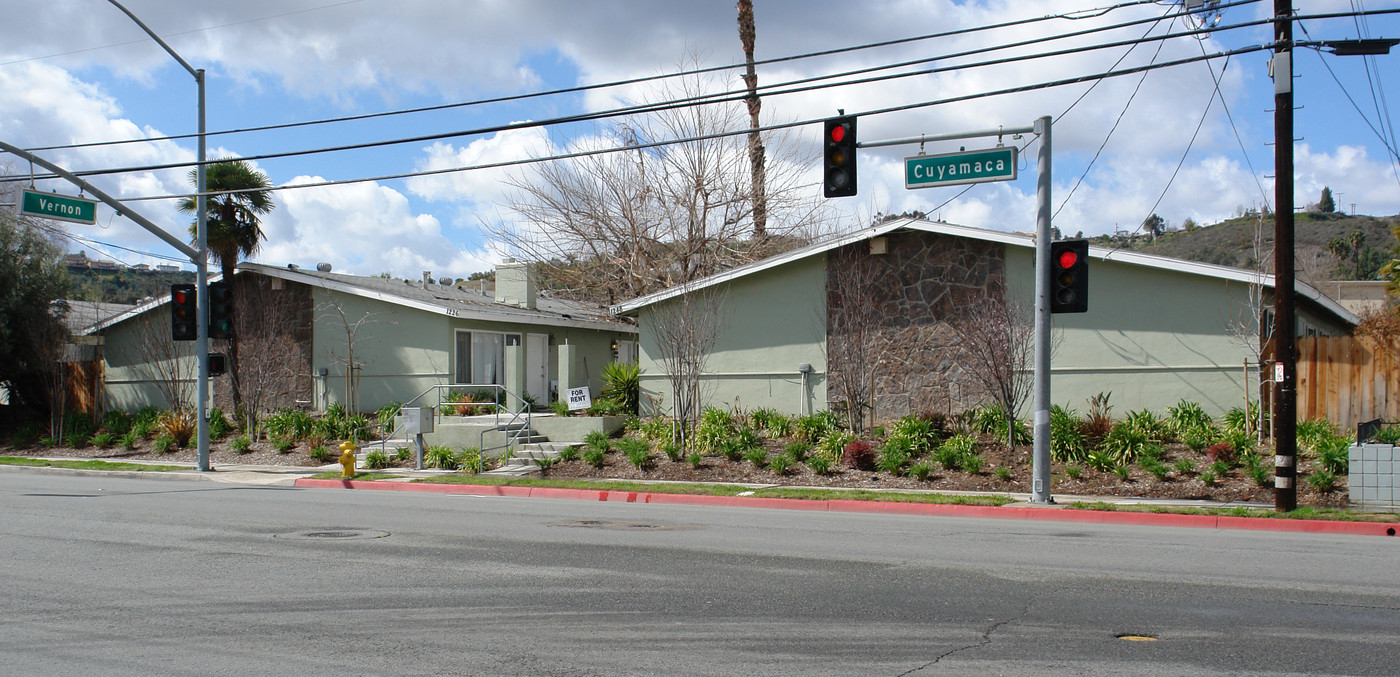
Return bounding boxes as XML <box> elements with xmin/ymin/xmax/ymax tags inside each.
<box><xmin>1271</xmin><ymin>0</ymin><xmax>1297</xmax><ymax>512</ymax></box>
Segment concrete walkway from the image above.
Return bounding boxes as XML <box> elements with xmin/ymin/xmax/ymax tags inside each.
<box><xmin>4</xmin><ymin>457</ymin><xmax>1397</xmax><ymax>536</ymax></box>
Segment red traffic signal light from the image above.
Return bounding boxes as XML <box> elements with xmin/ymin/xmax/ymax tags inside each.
<box><xmin>823</xmin><ymin>115</ymin><xmax>857</xmax><ymax>197</ymax></box>
<box><xmin>208</xmin><ymin>280</ymin><xmax>234</xmax><ymax>340</ymax></box>
<box><xmin>171</xmin><ymin>283</ymin><xmax>198</xmax><ymax>341</ymax></box>
<box><xmin>1049</xmin><ymin>239</ymin><xmax>1088</xmax><ymax>314</ymax></box>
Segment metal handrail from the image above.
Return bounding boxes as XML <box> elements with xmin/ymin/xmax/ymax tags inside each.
<box><xmin>398</xmin><ymin>383</ymin><xmax>537</xmax><ymax>468</ymax></box>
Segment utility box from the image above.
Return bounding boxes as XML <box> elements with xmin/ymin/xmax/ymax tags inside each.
<box><xmin>401</xmin><ymin>406</ymin><xmax>434</xmax><ymax>435</ymax></box>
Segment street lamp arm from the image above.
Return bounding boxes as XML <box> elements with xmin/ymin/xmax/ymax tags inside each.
<box><xmin>0</xmin><ymin>139</ymin><xmax>199</xmax><ymax>260</ymax></box>
<box><xmin>105</xmin><ymin>0</ymin><xmax>200</xmax><ymax>78</ymax></box>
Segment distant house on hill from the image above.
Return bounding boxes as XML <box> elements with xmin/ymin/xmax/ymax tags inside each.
<box><xmin>612</xmin><ymin>217</ymin><xmax>1358</xmax><ymax>421</ymax></box>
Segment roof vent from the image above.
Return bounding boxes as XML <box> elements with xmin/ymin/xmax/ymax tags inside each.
<box><xmin>317</xmin><ymin>262</ymin><xmax>332</xmax><ymax>272</ymax></box>
<box><xmin>440</xmin><ymin>277</ymin><xmax>454</xmax><ymax>286</ymax></box>
<box><xmin>422</xmin><ymin>271</ymin><xmax>432</xmax><ymax>288</ymax></box>
<box><xmin>287</xmin><ymin>263</ymin><xmax>299</xmax><ymax>270</ymax></box>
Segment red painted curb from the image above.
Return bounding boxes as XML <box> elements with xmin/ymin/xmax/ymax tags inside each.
<box><xmin>291</xmin><ymin>478</ymin><xmax>1399</xmax><ymax>537</ymax></box>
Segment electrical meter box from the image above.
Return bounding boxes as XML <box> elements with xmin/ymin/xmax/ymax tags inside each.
<box><xmin>401</xmin><ymin>406</ymin><xmax>434</xmax><ymax>435</ymax></box>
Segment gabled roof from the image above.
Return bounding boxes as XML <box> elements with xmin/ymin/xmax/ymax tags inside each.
<box><xmin>84</xmin><ymin>263</ymin><xmax>635</xmax><ymax>335</ymax></box>
<box><xmin>610</xmin><ymin>217</ymin><xmax>1359</xmax><ymax>327</ymax></box>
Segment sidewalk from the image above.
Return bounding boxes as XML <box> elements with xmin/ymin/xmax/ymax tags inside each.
<box><xmin>5</xmin><ymin>457</ymin><xmax>1397</xmax><ymax>536</ymax></box>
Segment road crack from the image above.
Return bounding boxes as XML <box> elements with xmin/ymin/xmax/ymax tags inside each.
<box><xmin>897</xmin><ymin>595</ymin><xmax>1035</xmax><ymax>676</ymax></box>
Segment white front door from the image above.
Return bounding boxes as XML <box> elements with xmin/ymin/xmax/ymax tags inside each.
<box><xmin>526</xmin><ymin>333</ymin><xmax>549</xmax><ymax>404</ymax></box>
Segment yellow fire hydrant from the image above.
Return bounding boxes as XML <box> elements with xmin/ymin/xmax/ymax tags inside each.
<box><xmin>339</xmin><ymin>440</ymin><xmax>358</xmax><ymax>478</ymax></box>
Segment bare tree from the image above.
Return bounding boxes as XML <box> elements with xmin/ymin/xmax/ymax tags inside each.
<box><xmin>649</xmin><ymin>283</ymin><xmax>728</xmax><ymax>450</ymax></box>
<box><xmin>1224</xmin><ymin>212</ymin><xmax>1274</xmax><ymax>439</ymax></box>
<box><xmin>947</xmin><ymin>286</ymin><xmax>1035</xmax><ymax>448</ymax></box>
<box><xmin>492</xmin><ymin>59</ymin><xmax>826</xmax><ymax>305</ymax></box>
<box><xmin>825</xmin><ymin>246</ymin><xmax>897</xmax><ymax>433</ymax></box>
<box><xmin>317</xmin><ymin>291</ymin><xmax>393</xmax><ymax>414</ymax></box>
<box><xmin>221</xmin><ymin>275</ymin><xmax>311</xmax><ymax>433</ymax></box>
<box><xmin>130</xmin><ymin>314</ymin><xmax>196</xmax><ymax>413</ymax></box>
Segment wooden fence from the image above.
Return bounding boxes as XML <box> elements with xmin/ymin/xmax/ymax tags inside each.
<box><xmin>1296</xmin><ymin>335</ymin><xmax>1400</xmax><ymax>431</ymax></box>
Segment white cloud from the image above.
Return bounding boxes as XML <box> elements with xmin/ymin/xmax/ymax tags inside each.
<box><xmin>405</xmin><ymin>127</ymin><xmax>550</xmax><ymax>206</ymax></box>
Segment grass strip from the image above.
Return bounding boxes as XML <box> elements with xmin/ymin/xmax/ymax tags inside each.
<box><xmin>410</xmin><ymin>474</ymin><xmax>1012</xmax><ymax>506</ymax></box>
<box><xmin>1067</xmin><ymin>501</ymin><xmax>1399</xmax><ymax>523</ymax></box>
<box><xmin>0</xmin><ymin>456</ymin><xmax>188</xmax><ymax>472</ymax></box>
<box><xmin>309</xmin><ymin>471</ymin><xmax>404</xmax><ymax>481</ymax></box>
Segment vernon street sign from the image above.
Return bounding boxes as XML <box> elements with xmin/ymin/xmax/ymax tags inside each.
<box><xmin>20</xmin><ymin>189</ymin><xmax>98</xmax><ymax>225</ymax></box>
<box><xmin>905</xmin><ymin>146</ymin><xmax>1017</xmax><ymax>189</ymax></box>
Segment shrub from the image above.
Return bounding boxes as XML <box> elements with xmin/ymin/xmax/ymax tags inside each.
<box><xmin>232</xmin><ymin>435</ymin><xmax>252</xmax><ymax>453</ymax></box>
<box><xmin>131</xmin><ymin>419</ymin><xmax>155</xmax><ymax>441</ymax></box>
<box><xmin>1226</xmin><ymin>430</ymin><xmax>1257</xmax><ymax>456</ymax></box>
<box><xmin>1086</xmin><ymin>449</ymin><xmax>1116</xmax><ymax>472</ymax></box>
<box><xmin>638</xmin><ymin>416</ymin><xmax>673</xmax><ymax>443</ymax></box>
<box><xmin>661</xmin><ymin>441</ymin><xmax>683</xmax><ymax>462</ymax></box>
<box><xmin>549</xmin><ymin>399</ymin><xmax>571</xmax><ymax>416</ymax></box>
<box><xmin>1167</xmin><ymin>399</ymin><xmax>1212</xmax><ymax>435</ymax></box>
<box><xmin>457</xmin><ymin>447</ymin><xmax>483</xmax><ymax>473</ymax></box>
<box><xmin>618</xmin><ymin>438</ymin><xmax>653</xmax><ymax>469</ymax></box>
<box><xmin>583</xmin><ymin>430</ymin><xmax>611</xmax><ymax>452</ymax></box>
<box><xmin>1099</xmin><ymin>422</ymin><xmax>1150</xmax><ymax>465</ymax></box>
<box><xmin>1244</xmin><ymin>456</ymin><xmax>1270</xmax><ymax>486</ymax></box>
<box><xmin>1083</xmin><ymin>392</ymin><xmax>1114</xmax><ymax>446</ymax></box>
<box><xmin>1374</xmin><ymin>426</ymin><xmax>1400</xmax><ymax>445</ymax></box>
<box><xmin>995</xmin><ymin>466</ymin><xmax>1012</xmax><ymax>481</ymax></box>
<box><xmin>807</xmin><ymin>455</ymin><xmax>833</xmax><ymax>475</ymax></box>
<box><xmin>751</xmin><ymin>408</ymin><xmax>793</xmax><ymax>438</ymax></box>
<box><xmin>793</xmin><ymin>411</ymin><xmax>840</xmax><ymax>444</ymax></box>
<box><xmin>969</xmin><ymin>403</ymin><xmax>1031</xmax><ymax>445</ymax></box>
<box><xmin>743</xmin><ymin>446</ymin><xmax>769</xmax><ymax>467</ymax></box>
<box><xmin>719</xmin><ymin>439</ymin><xmax>745</xmax><ymax>462</ymax></box>
<box><xmin>1181</xmin><ymin>425</ymin><xmax>1218</xmax><ymax>453</ymax></box>
<box><xmin>909</xmin><ymin>462</ymin><xmax>934</xmax><ymax>481</ymax></box>
<box><xmin>100</xmin><ymin>410</ymin><xmax>132</xmax><ymax>435</ymax></box>
<box><xmin>1050</xmin><ymin>405</ymin><xmax>1088</xmax><ymax>463</ymax></box>
<box><xmin>65</xmin><ymin>431</ymin><xmax>89</xmax><ymax>449</ymax></box>
<box><xmin>309</xmin><ymin>446</ymin><xmax>334</xmax><ymax>463</ymax></box>
<box><xmin>1140</xmin><ymin>458</ymin><xmax>1170</xmax><ymax>481</ymax></box>
<box><xmin>533</xmin><ymin>456</ymin><xmax>559</xmax><ymax>475</ymax></box>
<box><xmin>583</xmin><ymin>446</ymin><xmax>608</xmax><ymax>468</ymax></box>
<box><xmin>842</xmin><ymin>440</ymin><xmax>876</xmax><ymax>470</ymax></box>
<box><xmin>1113</xmin><ymin>465</ymin><xmax>1131</xmax><ymax>481</ymax></box>
<box><xmin>1315</xmin><ymin>437</ymin><xmax>1350</xmax><ymax>475</ymax></box>
<box><xmin>768</xmin><ymin>453</ymin><xmax>794</xmax><ymax>476</ymax></box>
<box><xmin>1306</xmin><ymin>470</ymin><xmax>1337</xmax><ymax>493</ymax></box>
<box><xmin>153</xmin><ymin>435</ymin><xmax>175</xmax><ymax>454</ymax></box>
<box><xmin>395</xmin><ymin>447</ymin><xmax>413</xmax><ymax>463</ymax></box>
<box><xmin>687</xmin><ymin>450</ymin><xmax>703</xmax><ymax>468</ymax></box>
<box><xmin>1200</xmin><ymin>470</ymin><xmax>1217</xmax><ymax>486</ymax></box>
<box><xmin>875</xmin><ymin>445</ymin><xmax>910</xmax><ymax>476</ymax></box>
<box><xmin>600</xmin><ymin>361</ymin><xmax>640</xmax><ymax>415</ymax></box>
<box><xmin>208</xmin><ymin>408</ymin><xmax>232</xmax><ymax>439</ymax></box>
<box><xmin>376</xmin><ymin>401</ymin><xmax>403</xmax><ymax>428</ymax></box>
<box><xmin>784</xmin><ymin>441</ymin><xmax>811</xmax><ymax>462</ymax></box>
<box><xmin>1296</xmin><ymin>417</ymin><xmax>1338</xmax><ymax>450</ymax></box>
<box><xmin>8</xmin><ymin>422</ymin><xmax>42</xmax><ymax>448</ymax></box>
<box><xmin>1209</xmin><ymin>459</ymin><xmax>1231</xmax><ymax>477</ymax></box>
<box><xmin>89</xmin><ymin>432</ymin><xmax>116</xmax><ymax>450</ymax></box>
<box><xmin>962</xmin><ymin>453</ymin><xmax>984</xmax><ymax>474</ymax></box>
<box><xmin>1123</xmin><ymin>408</ymin><xmax>1169</xmax><ymax>441</ymax></box>
<box><xmin>1173</xmin><ymin>458</ymin><xmax>1195</xmax><ymax>475</ymax></box>
<box><xmin>557</xmin><ymin>445</ymin><xmax>581</xmax><ymax>462</ymax></box>
<box><xmin>423</xmin><ymin>445</ymin><xmax>458</xmax><ymax>470</ymax></box>
<box><xmin>889</xmin><ymin>415</ymin><xmax>936</xmax><ymax>453</ymax></box>
<box><xmin>1064</xmin><ymin>464</ymin><xmax>1082</xmax><ymax>480</ymax></box>
<box><xmin>935</xmin><ymin>434</ymin><xmax>978</xmax><ymax>471</ymax></box>
<box><xmin>818</xmin><ymin>429</ymin><xmax>856</xmax><ymax>464</ymax></box>
<box><xmin>364</xmin><ymin>449</ymin><xmax>390</xmax><ymax>469</ymax></box>
<box><xmin>1204</xmin><ymin>442</ymin><xmax>1235</xmax><ymax>464</ymax></box>
<box><xmin>120</xmin><ymin>430</ymin><xmax>140</xmax><ymax>450</ymax></box>
<box><xmin>159</xmin><ymin>410</ymin><xmax>195</xmax><ymax>447</ymax></box>
<box><xmin>273</xmin><ymin>438</ymin><xmax>296</xmax><ymax>453</ymax></box>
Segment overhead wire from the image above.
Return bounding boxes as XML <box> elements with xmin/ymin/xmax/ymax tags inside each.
<box><xmin>9</xmin><ymin>10</ymin><xmax>1293</xmax><ymax>185</ymax></box>
<box><xmin>19</xmin><ymin>0</ymin><xmax>1191</xmax><ymax>154</ymax></box>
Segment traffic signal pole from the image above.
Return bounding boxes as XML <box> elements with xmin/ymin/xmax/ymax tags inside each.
<box><xmin>858</xmin><ymin>116</ymin><xmax>1055</xmax><ymax>503</ymax></box>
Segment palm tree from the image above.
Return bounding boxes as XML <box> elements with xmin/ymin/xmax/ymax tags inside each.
<box><xmin>179</xmin><ymin>159</ymin><xmax>276</xmax><ymax>416</ymax></box>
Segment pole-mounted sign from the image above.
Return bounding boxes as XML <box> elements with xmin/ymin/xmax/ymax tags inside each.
<box><xmin>20</xmin><ymin>189</ymin><xmax>98</xmax><ymax>225</ymax></box>
<box><xmin>905</xmin><ymin>146</ymin><xmax>1017</xmax><ymax>189</ymax></box>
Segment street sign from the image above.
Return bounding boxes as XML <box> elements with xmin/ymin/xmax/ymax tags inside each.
<box><xmin>905</xmin><ymin>146</ymin><xmax>1017</xmax><ymax>189</ymax></box>
<box><xmin>20</xmin><ymin>189</ymin><xmax>98</xmax><ymax>225</ymax></box>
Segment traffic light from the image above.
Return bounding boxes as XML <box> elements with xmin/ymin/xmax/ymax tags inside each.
<box><xmin>208</xmin><ymin>280</ymin><xmax>234</xmax><ymax>340</ymax></box>
<box><xmin>1049</xmin><ymin>239</ymin><xmax>1089</xmax><ymax>314</ymax></box>
<box><xmin>171</xmin><ymin>283</ymin><xmax>197</xmax><ymax>341</ymax></box>
<box><xmin>823</xmin><ymin>115</ymin><xmax>857</xmax><ymax>197</ymax></box>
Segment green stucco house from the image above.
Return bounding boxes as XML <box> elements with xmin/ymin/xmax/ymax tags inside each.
<box><xmin>86</xmin><ymin>260</ymin><xmax>636</xmax><ymax>415</ymax></box>
<box><xmin>612</xmin><ymin>217</ymin><xmax>1357</xmax><ymax>422</ymax></box>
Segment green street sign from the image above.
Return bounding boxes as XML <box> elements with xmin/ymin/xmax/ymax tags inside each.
<box><xmin>905</xmin><ymin>146</ymin><xmax>1017</xmax><ymax>189</ymax></box>
<box><xmin>20</xmin><ymin>189</ymin><xmax>98</xmax><ymax>225</ymax></box>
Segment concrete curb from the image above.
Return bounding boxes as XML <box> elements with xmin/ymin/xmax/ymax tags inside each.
<box><xmin>292</xmin><ymin>478</ymin><xmax>1400</xmax><ymax>537</ymax></box>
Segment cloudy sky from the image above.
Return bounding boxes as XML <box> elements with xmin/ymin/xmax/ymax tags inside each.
<box><xmin>2</xmin><ymin>0</ymin><xmax>1398</xmax><ymax>280</ymax></box>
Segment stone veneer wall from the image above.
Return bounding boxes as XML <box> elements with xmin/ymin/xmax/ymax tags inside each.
<box><xmin>826</xmin><ymin>229</ymin><xmax>1005</xmax><ymax>422</ymax></box>
<box><xmin>212</xmin><ymin>274</ymin><xmax>314</xmax><ymax>412</ymax></box>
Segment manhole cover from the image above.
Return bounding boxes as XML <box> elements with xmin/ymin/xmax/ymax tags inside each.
<box><xmin>550</xmin><ymin>519</ymin><xmax>700</xmax><ymax>531</ymax></box>
<box><xmin>274</xmin><ymin>529</ymin><xmax>390</xmax><ymax>541</ymax></box>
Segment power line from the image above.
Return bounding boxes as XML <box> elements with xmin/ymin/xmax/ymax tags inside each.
<box><xmin>108</xmin><ymin>43</ymin><xmax>1276</xmax><ymax>206</ymax></box>
<box><xmin>20</xmin><ymin>0</ymin><xmax>1179</xmax><ymax>154</ymax></box>
<box><xmin>10</xmin><ymin>11</ymin><xmax>1290</xmax><ymax>185</ymax></box>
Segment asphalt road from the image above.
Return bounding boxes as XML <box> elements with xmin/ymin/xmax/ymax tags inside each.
<box><xmin>1</xmin><ymin>469</ymin><xmax>1397</xmax><ymax>676</ymax></box>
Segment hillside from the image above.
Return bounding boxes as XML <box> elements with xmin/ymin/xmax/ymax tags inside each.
<box><xmin>68</xmin><ymin>267</ymin><xmax>195</xmax><ymax>305</ymax></box>
<box><xmin>1094</xmin><ymin>212</ymin><xmax>1399</xmax><ymax>283</ymax></box>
